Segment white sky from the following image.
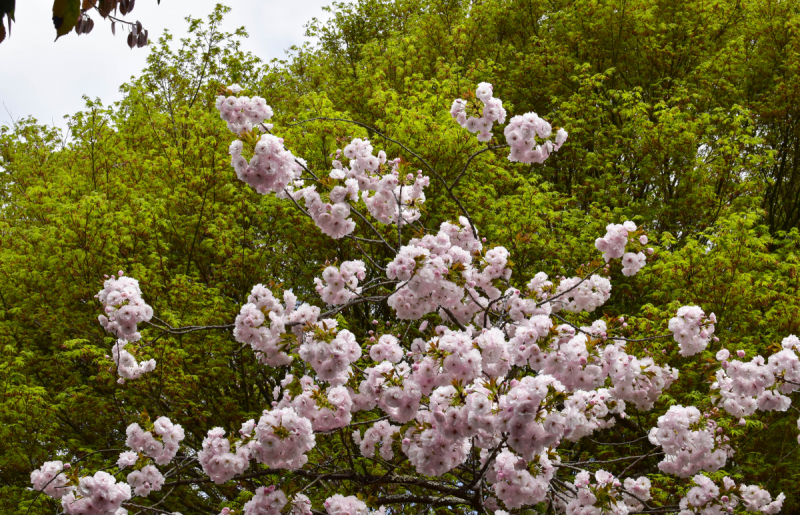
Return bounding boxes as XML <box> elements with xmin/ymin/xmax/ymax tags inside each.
<box><xmin>0</xmin><ymin>1</ymin><xmax>335</xmax><ymax>129</ymax></box>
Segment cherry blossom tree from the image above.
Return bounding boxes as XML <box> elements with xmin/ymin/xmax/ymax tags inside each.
<box><xmin>28</xmin><ymin>82</ymin><xmax>794</xmax><ymax>515</ymax></box>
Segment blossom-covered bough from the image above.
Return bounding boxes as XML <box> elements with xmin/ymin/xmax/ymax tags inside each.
<box><xmin>30</xmin><ymin>82</ymin><xmax>795</xmax><ymax>515</ymax></box>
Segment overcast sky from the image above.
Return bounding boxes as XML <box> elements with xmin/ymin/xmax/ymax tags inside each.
<box><xmin>0</xmin><ymin>1</ymin><xmax>335</xmax><ymax>129</ymax></box>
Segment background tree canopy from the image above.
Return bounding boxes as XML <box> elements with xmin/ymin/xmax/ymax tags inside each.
<box><xmin>1</xmin><ymin>1</ymin><xmax>800</xmax><ymax>513</ymax></box>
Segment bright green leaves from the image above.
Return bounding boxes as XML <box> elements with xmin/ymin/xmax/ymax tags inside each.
<box><xmin>52</xmin><ymin>0</ymin><xmax>79</xmax><ymax>40</ymax></box>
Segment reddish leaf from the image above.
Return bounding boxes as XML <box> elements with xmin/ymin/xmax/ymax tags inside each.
<box><xmin>98</xmin><ymin>0</ymin><xmax>115</xmax><ymax>18</ymax></box>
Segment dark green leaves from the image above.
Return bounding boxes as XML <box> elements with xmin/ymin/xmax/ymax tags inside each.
<box><xmin>0</xmin><ymin>0</ymin><xmax>13</xmax><ymax>43</ymax></box>
<box><xmin>0</xmin><ymin>0</ymin><xmax>14</xmax><ymax>20</ymax></box>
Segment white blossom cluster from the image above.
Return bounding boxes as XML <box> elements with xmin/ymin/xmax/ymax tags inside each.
<box><xmin>96</xmin><ymin>271</ymin><xmax>155</xmax><ymax>383</ymax></box>
<box><xmin>215</xmin><ymin>86</ymin><xmax>274</xmax><ymax>135</ymax></box>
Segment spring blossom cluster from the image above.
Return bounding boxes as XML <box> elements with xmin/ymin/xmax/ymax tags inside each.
<box><xmin>450</xmin><ymin>82</ymin><xmax>568</xmax><ymax>164</ymax></box>
<box><xmin>678</xmin><ymin>475</ymin><xmax>784</xmax><ymax>514</ymax></box>
<box><xmin>30</xmin><ymin>460</ymin><xmax>132</xmax><ymax>515</ymax></box>
<box><xmin>669</xmin><ymin>306</ymin><xmax>717</xmax><ymax>357</ymax></box>
<box><xmin>215</xmin><ymin>90</ymin><xmax>274</xmax><ymax>135</ymax></box>
<box><xmin>229</xmin><ymin>134</ymin><xmax>304</xmax><ymax>198</ymax></box>
<box><xmin>96</xmin><ymin>272</ymin><xmax>155</xmax><ymax>382</ymax></box>
<box><xmin>315</xmin><ymin>260</ymin><xmax>367</xmax><ymax>305</ymax></box>
<box><xmin>711</xmin><ymin>335</ymin><xmax>800</xmax><ymax>421</ymax></box>
<box><xmin>96</xmin><ymin>272</ymin><xmax>154</xmax><ymax>342</ymax></box>
<box><xmin>647</xmin><ymin>406</ymin><xmax>730</xmax><ymax>477</ymax></box>
<box><xmin>559</xmin><ymin>470</ymin><xmax>651</xmax><ymax>515</ymax></box>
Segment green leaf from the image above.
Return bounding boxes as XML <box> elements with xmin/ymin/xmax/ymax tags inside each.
<box><xmin>52</xmin><ymin>0</ymin><xmax>79</xmax><ymax>40</ymax></box>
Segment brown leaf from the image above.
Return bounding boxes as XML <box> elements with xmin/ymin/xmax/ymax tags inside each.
<box><xmin>81</xmin><ymin>0</ymin><xmax>93</xmax><ymax>8</ymax></box>
<box><xmin>111</xmin><ymin>19</ymin><xmax>114</xmax><ymax>34</ymax></box>
<box><xmin>98</xmin><ymin>0</ymin><xmax>115</xmax><ymax>18</ymax></box>
<box><xmin>126</xmin><ymin>30</ymin><xmax>135</xmax><ymax>48</ymax></box>
<box><xmin>0</xmin><ymin>21</ymin><xmax>5</xmax><ymax>44</ymax></box>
